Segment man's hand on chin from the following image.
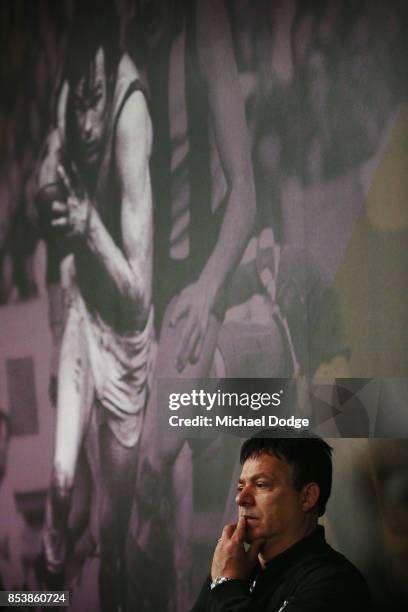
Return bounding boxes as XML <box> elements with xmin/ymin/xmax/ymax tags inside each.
<box><xmin>211</xmin><ymin>516</ymin><xmax>264</xmax><ymax>581</ymax></box>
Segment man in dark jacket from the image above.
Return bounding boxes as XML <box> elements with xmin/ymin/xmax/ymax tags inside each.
<box><xmin>191</xmin><ymin>431</ymin><xmax>372</xmax><ymax>611</ymax></box>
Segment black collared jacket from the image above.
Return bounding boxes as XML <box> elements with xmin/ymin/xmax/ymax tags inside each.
<box><xmin>191</xmin><ymin>526</ymin><xmax>372</xmax><ymax>612</ymax></box>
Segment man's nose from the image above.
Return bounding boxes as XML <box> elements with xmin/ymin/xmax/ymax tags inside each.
<box><xmin>236</xmin><ymin>486</ymin><xmax>254</xmax><ymax>507</ymax></box>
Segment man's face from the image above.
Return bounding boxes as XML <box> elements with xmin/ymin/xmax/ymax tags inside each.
<box><xmin>236</xmin><ymin>452</ymin><xmax>309</xmax><ymax>554</ymax></box>
<box><xmin>72</xmin><ymin>47</ymin><xmax>108</xmax><ymax>167</ymax></box>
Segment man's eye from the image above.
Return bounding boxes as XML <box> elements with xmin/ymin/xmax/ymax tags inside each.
<box><xmin>256</xmin><ymin>482</ymin><xmax>268</xmax><ymax>488</ymax></box>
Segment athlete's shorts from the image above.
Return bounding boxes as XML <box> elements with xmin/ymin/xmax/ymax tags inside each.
<box><xmin>67</xmin><ymin>285</ymin><xmax>156</xmax><ymax>448</ymax></box>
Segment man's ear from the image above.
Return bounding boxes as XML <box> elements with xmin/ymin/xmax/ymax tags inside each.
<box><xmin>300</xmin><ymin>482</ymin><xmax>320</xmax><ymax>513</ymax></box>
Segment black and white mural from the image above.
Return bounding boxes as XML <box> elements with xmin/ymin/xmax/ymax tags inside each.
<box><xmin>0</xmin><ymin>1</ymin><xmax>407</xmax><ymax>610</ymax></box>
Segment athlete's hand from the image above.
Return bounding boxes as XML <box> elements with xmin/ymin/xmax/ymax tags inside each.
<box><xmin>51</xmin><ymin>165</ymin><xmax>92</xmax><ymax>239</ymax></box>
<box><xmin>211</xmin><ymin>517</ymin><xmax>264</xmax><ymax>580</ymax></box>
<box><xmin>170</xmin><ymin>276</ymin><xmax>217</xmax><ymax>372</ymax></box>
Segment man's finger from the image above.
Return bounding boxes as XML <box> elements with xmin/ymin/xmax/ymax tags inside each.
<box><xmin>70</xmin><ymin>162</ymin><xmax>86</xmax><ymax>198</ymax></box>
<box><xmin>57</xmin><ymin>165</ymin><xmax>74</xmax><ymax>195</ymax></box>
<box><xmin>51</xmin><ymin>217</ymin><xmax>68</xmax><ymax>227</ymax></box>
<box><xmin>185</xmin><ymin>323</ymin><xmax>202</xmax><ymax>367</ymax></box>
<box><xmin>233</xmin><ymin>516</ymin><xmax>247</xmax><ymax>542</ymax></box>
<box><xmin>222</xmin><ymin>523</ymin><xmax>236</xmax><ymax>539</ymax></box>
<box><xmin>191</xmin><ymin>331</ymin><xmax>204</xmax><ymax>365</ymax></box>
<box><xmin>176</xmin><ymin>315</ymin><xmax>198</xmax><ymax>372</ymax></box>
<box><xmin>170</xmin><ymin>295</ymin><xmax>190</xmax><ymax>327</ymax></box>
<box><xmin>52</xmin><ymin>201</ymin><xmax>68</xmax><ymax>214</ymax></box>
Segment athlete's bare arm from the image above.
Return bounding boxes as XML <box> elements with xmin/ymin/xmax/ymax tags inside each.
<box><xmin>115</xmin><ymin>92</ymin><xmax>153</xmax><ymax>324</ymax></box>
<box><xmin>171</xmin><ymin>0</ymin><xmax>256</xmax><ymax>370</ymax></box>
<box><xmin>53</xmin><ymin>93</ymin><xmax>153</xmax><ymax>330</ymax></box>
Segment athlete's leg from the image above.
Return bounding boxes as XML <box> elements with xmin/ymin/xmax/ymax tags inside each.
<box><xmin>98</xmin><ymin>424</ymin><xmax>138</xmax><ymax>612</ymax></box>
<box><xmin>44</xmin><ymin>303</ymin><xmax>94</xmax><ymax>573</ymax></box>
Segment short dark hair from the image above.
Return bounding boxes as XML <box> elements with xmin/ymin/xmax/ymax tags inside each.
<box><xmin>64</xmin><ymin>2</ymin><xmax>120</xmax><ymax>87</ymax></box>
<box><xmin>240</xmin><ymin>428</ymin><xmax>332</xmax><ymax>516</ymax></box>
